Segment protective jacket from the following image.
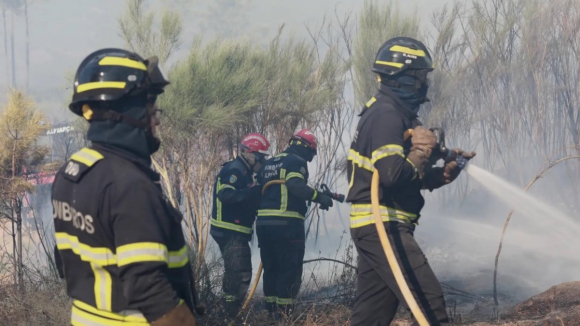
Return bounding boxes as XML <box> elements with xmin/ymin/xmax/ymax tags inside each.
<box><xmin>257</xmin><ymin>148</ymin><xmax>318</xmax><ymax>221</ymax></box>
<box><xmin>346</xmin><ymin>85</ymin><xmax>425</xmax><ymax>231</ymax></box>
<box><xmin>52</xmin><ymin>144</ymin><xmax>193</xmax><ymax>325</ymax></box>
<box><xmin>210</xmin><ymin>156</ymin><xmax>261</xmax><ymax>239</ymax></box>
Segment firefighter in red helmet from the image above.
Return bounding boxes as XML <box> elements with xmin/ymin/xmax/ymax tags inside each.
<box><xmin>210</xmin><ymin>133</ymin><xmax>271</xmax><ymax>319</ymax></box>
<box><xmin>256</xmin><ymin>129</ymin><xmax>333</xmax><ymax>317</ymax></box>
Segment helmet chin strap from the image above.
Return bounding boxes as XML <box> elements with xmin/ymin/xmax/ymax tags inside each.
<box><xmin>239</xmin><ymin>151</ymin><xmax>256</xmax><ymax>169</ymax></box>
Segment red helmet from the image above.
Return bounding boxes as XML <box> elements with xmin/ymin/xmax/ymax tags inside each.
<box><xmin>290</xmin><ymin>129</ymin><xmax>317</xmax><ymax>150</ymax></box>
<box><xmin>240</xmin><ymin>133</ymin><xmax>271</xmax><ymax>155</ymax></box>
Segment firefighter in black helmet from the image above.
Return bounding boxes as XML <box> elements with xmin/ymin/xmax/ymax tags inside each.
<box><xmin>52</xmin><ymin>48</ymin><xmax>197</xmax><ymax>326</ymax></box>
<box><xmin>346</xmin><ymin>37</ymin><xmax>475</xmax><ymax>326</ymax></box>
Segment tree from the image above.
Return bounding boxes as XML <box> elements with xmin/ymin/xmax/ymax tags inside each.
<box><xmin>0</xmin><ymin>89</ymin><xmax>50</xmax><ymax>291</ymax></box>
<box><xmin>352</xmin><ymin>0</ymin><xmax>420</xmax><ymax>108</ymax></box>
<box><xmin>118</xmin><ymin>0</ymin><xmax>183</xmax><ymax>65</ymax></box>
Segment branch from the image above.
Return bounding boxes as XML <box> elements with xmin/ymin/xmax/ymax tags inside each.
<box><xmin>303</xmin><ymin>257</ymin><xmax>357</xmax><ymax>271</ymax></box>
<box><xmin>493</xmin><ymin>153</ymin><xmax>580</xmax><ymax>305</ymax></box>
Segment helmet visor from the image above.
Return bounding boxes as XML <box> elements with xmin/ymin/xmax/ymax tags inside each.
<box><xmin>146</xmin><ymin>56</ymin><xmax>170</xmax><ymax>94</ymax></box>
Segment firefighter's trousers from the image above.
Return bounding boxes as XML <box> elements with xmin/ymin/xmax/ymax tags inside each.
<box><xmin>213</xmin><ymin>234</ymin><xmax>252</xmax><ymax>318</ymax></box>
<box><xmin>351</xmin><ymin>222</ymin><xmax>449</xmax><ymax>326</ymax></box>
<box><xmin>256</xmin><ymin>218</ymin><xmax>305</xmax><ymax>314</ymax></box>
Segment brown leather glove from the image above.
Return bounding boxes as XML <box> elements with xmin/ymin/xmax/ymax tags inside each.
<box><xmin>407</xmin><ymin>126</ymin><xmax>437</xmax><ymax>179</ymax></box>
<box><xmin>151</xmin><ymin>303</ymin><xmax>197</xmax><ymax>326</ymax></box>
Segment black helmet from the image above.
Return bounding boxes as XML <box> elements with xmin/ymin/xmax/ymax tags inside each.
<box><xmin>69</xmin><ymin>48</ymin><xmax>170</xmax><ymax>116</ymax></box>
<box><xmin>372</xmin><ymin>37</ymin><xmax>434</xmax><ymax>78</ymax></box>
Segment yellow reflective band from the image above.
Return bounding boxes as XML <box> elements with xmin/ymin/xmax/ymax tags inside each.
<box><xmin>349</xmin><ymin>204</ymin><xmax>417</xmax><ymax>228</ymax></box>
<box><xmin>72</xmin><ymin>304</ymin><xmax>148</xmax><ymax>326</ymax></box>
<box><xmin>70</xmin><ymin>148</ymin><xmax>104</xmax><ymax>167</ymax></box>
<box><xmin>371</xmin><ymin>144</ymin><xmax>405</xmax><ymax>164</ymax></box>
<box><xmin>168</xmin><ymin>245</ymin><xmax>189</xmax><ymax>268</ymax></box>
<box><xmin>218</xmin><ymin>184</ymin><xmax>236</xmax><ymax>191</ymax></box>
<box><xmin>389</xmin><ymin>45</ymin><xmax>426</xmax><ymax>57</ymax></box>
<box><xmin>276</xmin><ymin>297</ymin><xmax>295</xmax><ymax>305</ymax></box>
<box><xmin>56</xmin><ymin>233</ymin><xmax>116</xmax><ymax>265</ymax></box>
<box><xmin>348</xmin><ymin>149</ymin><xmax>375</xmax><ymax>172</ymax></box>
<box><xmin>406</xmin><ymin>158</ymin><xmax>418</xmax><ymax>180</ymax></box>
<box><xmin>280</xmin><ymin>169</ymin><xmax>288</xmax><ymax>211</ymax></box>
<box><xmin>285</xmin><ymin>172</ymin><xmax>304</xmax><ymax>180</ymax></box>
<box><xmin>265</xmin><ymin>296</ymin><xmax>277</xmax><ymax>303</ymax></box>
<box><xmin>91</xmin><ymin>264</ymin><xmax>112</xmax><ymax>311</ymax></box>
<box><xmin>375</xmin><ymin>61</ymin><xmax>404</xmax><ymax>68</ymax></box>
<box><xmin>73</xmin><ymin>300</ymin><xmax>147</xmax><ymax>323</ymax></box>
<box><xmin>99</xmin><ymin>56</ymin><xmax>148</xmax><ymax>71</ymax></box>
<box><xmin>210</xmin><ymin>219</ymin><xmax>253</xmax><ymax>234</ymax></box>
<box><xmin>116</xmin><ymin>242</ymin><xmax>168</xmax><ymax>267</ymax></box>
<box><xmin>348</xmin><ymin>161</ymin><xmax>356</xmax><ymax>191</ymax></box>
<box><xmin>311</xmin><ymin>190</ymin><xmax>318</xmax><ymax>201</ymax></box>
<box><xmin>257</xmin><ymin>209</ymin><xmax>305</xmax><ymax>220</ymax></box>
<box><xmin>216</xmin><ymin>180</ymin><xmax>223</xmax><ymax>221</ymax></box>
<box><xmin>366</xmin><ymin>97</ymin><xmax>377</xmax><ymax>108</ymax></box>
<box><xmin>224</xmin><ymin>294</ymin><xmax>238</xmax><ymax>302</ymax></box>
<box><xmin>77</xmin><ymin>81</ymin><xmax>127</xmax><ymax>93</ymax></box>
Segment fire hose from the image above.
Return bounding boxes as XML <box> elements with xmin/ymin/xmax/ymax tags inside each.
<box><xmin>230</xmin><ymin>179</ymin><xmax>343</xmax><ymax>324</ymax></box>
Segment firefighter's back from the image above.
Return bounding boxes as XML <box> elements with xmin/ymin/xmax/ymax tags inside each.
<box><xmin>53</xmin><ymin>145</ymin><xmax>193</xmax><ymax>325</ymax></box>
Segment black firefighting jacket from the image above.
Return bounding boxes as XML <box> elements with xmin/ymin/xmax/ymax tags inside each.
<box><xmin>210</xmin><ymin>156</ymin><xmax>261</xmax><ymax>240</ymax></box>
<box><xmin>257</xmin><ymin>148</ymin><xmax>320</xmax><ymax>222</ymax></box>
<box><xmin>52</xmin><ymin>144</ymin><xmax>193</xmax><ymax>325</ymax></box>
<box><xmin>346</xmin><ymin>85</ymin><xmax>424</xmax><ymax>233</ymax></box>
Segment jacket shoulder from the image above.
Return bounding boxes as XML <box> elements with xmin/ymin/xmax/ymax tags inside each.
<box><xmin>221</xmin><ymin>159</ymin><xmax>248</xmax><ymax>176</ymax></box>
<box><xmin>59</xmin><ymin>147</ymin><xmax>105</xmax><ymax>182</ymax></box>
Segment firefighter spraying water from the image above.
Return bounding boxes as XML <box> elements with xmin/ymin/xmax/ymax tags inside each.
<box><xmin>346</xmin><ymin>36</ymin><xmax>476</xmax><ymax>326</ymax></box>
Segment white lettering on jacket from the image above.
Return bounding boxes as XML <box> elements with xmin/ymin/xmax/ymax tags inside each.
<box><xmin>52</xmin><ymin>200</ymin><xmax>95</xmax><ymax>234</ymax></box>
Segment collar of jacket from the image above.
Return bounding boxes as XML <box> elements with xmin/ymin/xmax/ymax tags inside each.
<box><xmin>91</xmin><ymin>142</ymin><xmax>160</xmax><ymax>182</ymax></box>
<box><xmin>367</xmin><ymin>83</ymin><xmax>419</xmax><ymax>120</ymax></box>
<box><xmin>284</xmin><ymin>146</ymin><xmax>308</xmax><ymax>162</ymax></box>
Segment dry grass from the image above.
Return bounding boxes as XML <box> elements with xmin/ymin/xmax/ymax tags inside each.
<box><xmin>0</xmin><ymin>281</ymin><xmax>71</xmax><ymax>326</ymax></box>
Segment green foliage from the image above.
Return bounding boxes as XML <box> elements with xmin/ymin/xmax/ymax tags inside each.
<box><xmin>118</xmin><ymin>0</ymin><xmax>183</xmax><ymax>64</ymax></box>
<box><xmin>159</xmin><ymin>28</ymin><xmax>344</xmax><ymax>151</ymax></box>
<box><xmin>352</xmin><ymin>0</ymin><xmax>420</xmax><ymax>108</ymax></box>
<box><xmin>0</xmin><ymin>89</ymin><xmax>50</xmax><ymax>208</ymax></box>
<box><xmin>159</xmin><ymin>37</ymin><xmax>266</xmax><ymax>135</ymax></box>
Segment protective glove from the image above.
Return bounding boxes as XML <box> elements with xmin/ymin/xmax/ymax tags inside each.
<box><xmin>151</xmin><ymin>303</ymin><xmax>197</xmax><ymax>326</ymax></box>
<box><xmin>422</xmin><ymin>148</ymin><xmax>476</xmax><ymax>191</ymax></box>
<box><xmin>314</xmin><ymin>192</ymin><xmax>333</xmax><ymax>211</ymax></box>
<box><xmin>407</xmin><ymin>126</ymin><xmax>437</xmax><ymax>179</ymax></box>
<box><xmin>444</xmin><ymin>148</ymin><xmax>476</xmax><ymax>164</ymax></box>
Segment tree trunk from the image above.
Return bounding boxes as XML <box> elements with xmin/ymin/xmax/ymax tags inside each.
<box><xmin>16</xmin><ymin>197</ymin><xmax>23</xmax><ymax>293</ymax></box>
<box><xmin>3</xmin><ymin>8</ymin><xmax>8</xmax><ymax>86</ymax></box>
<box><xmin>10</xmin><ymin>10</ymin><xmax>15</xmax><ymax>87</ymax></box>
<box><xmin>24</xmin><ymin>0</ymin><xmax>29</xmax><ymax>91</ymax></box>
<box><xmin>11</xmin><ymin>140</ymin><xmax>17</xmax><ymax>287</ymax></box>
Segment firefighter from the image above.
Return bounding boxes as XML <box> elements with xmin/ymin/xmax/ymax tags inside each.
<box><xmin>346</xmin><ymin>37</ymin><xmax>476</xmax><ymax>326</ymax></box>
<box><xmin>52</xmin><ymin>48</ymin><xmax>197</xmax><ymax>326</ymax></box>
<box><xmin>210</xmin><ymin>133</ymin><xmax>271</xmax><ymax>318</ymax></box>
<box><xmin>256</xmin><ymin>129</ymin><xmax>334</xmax><ymax>316</ymax></box>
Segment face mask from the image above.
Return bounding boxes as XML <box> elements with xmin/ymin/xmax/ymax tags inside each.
<box><xmin>146</xmin><ymin>129</ymin><xmax>161</xmax><ymax>154</ymax></box>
